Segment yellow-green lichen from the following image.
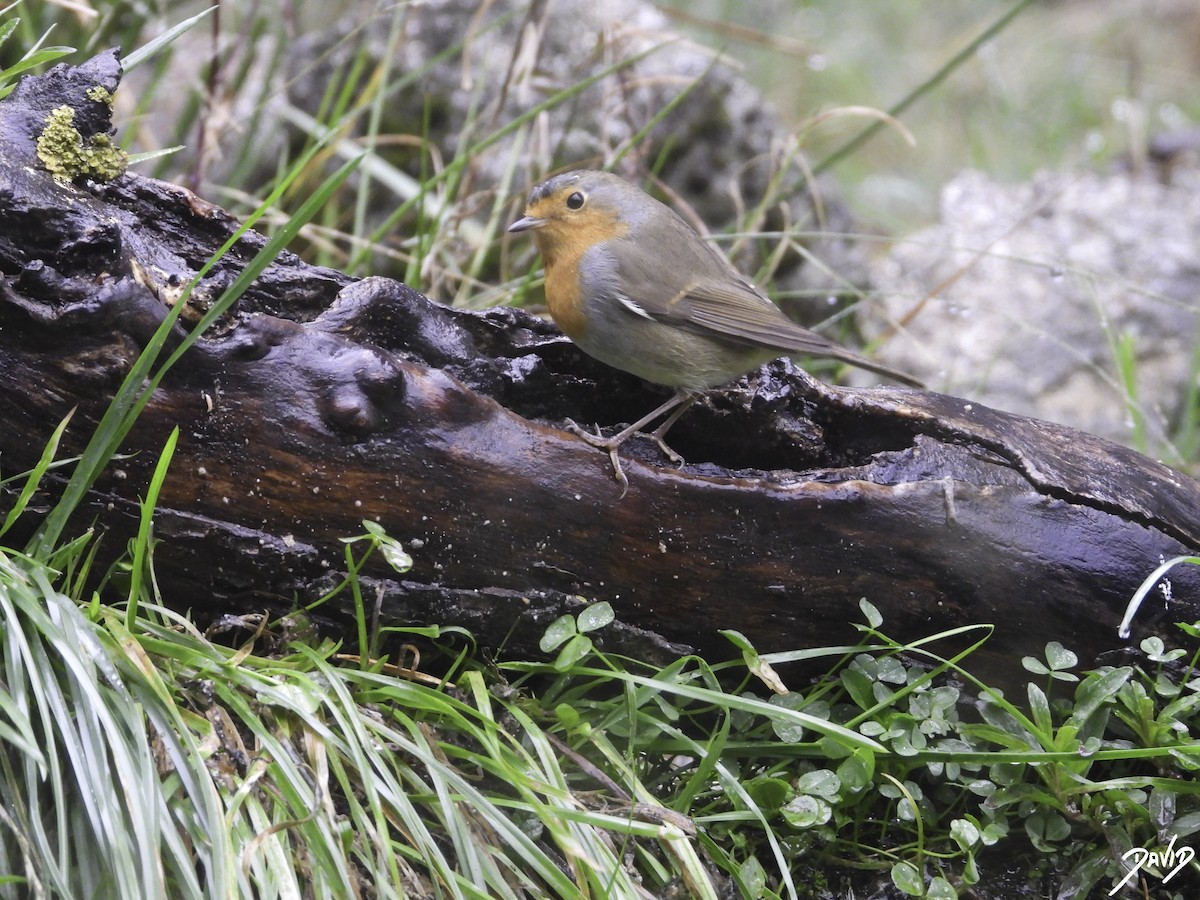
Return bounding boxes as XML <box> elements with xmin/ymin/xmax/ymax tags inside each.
<box><xmin>36</xmin><ymin>102</ymin><xmax>128</xmax><ymax>184</ymax></box>
<box><xmin>85</xmin><ymin>85</ymin><xmax>115</xmax><ymax>106</ymax></box>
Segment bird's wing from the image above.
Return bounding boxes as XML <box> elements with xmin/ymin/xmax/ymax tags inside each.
<box><xmin>665</xmin><ymin>278</ymin><xmax>843</xmax><ymax>355</ymax></box>
<box><xmin>620</xmin><ymin>265</ymin><xmax>924</xmax><ymax>387</ymax></box>
<box><xmin>600</xmin><ymin>215</ymin><xmax>922</xmax><ymax>386</ymax></box>
<box><xmin>605</xmin><ymin>228</ymin><xmax>804</xmax><ymax>348</ymax></box>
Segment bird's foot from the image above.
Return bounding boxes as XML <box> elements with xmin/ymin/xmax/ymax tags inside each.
<box><xmin>566</xmin><ymin>420</ymin><xmax>686</xmax><ymax>461</ymax></box>
<box><xmin>565</xmin><ymin>420</ymin><xmax>631</xmax><ymax>496</ymax></box>
<box><xmin>648</xmin><ymin>425</ymin><xmax>685</xmax><ymax>467</ymax></box>
<box><xmin>564</xmin><ymin>421</ymin><xmax>686</xmax><ymax>497</ymax></box>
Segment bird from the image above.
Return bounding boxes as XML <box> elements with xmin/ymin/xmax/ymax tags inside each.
<box><xmin>509</xmin><ymin>169</ymin><xmax>920</xmax><ymax>492</ymax></box>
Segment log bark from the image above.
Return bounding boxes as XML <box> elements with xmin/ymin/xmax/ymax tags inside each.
<box><xmin>3</xmin><ymin>51</ymin><xmax>1199</xmax><ymax>686</ymax></box>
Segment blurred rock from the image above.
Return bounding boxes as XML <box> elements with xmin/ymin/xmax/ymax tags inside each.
<box><xmin>866</xmin><ymin>166</ymin><xmax>1200</xmax><ymax>452</ymax></box>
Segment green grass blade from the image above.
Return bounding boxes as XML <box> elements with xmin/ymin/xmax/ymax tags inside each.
<box><xmin>121</xmin><ymin>6</ymin><xmax>216</xmax><ymax>73</ymax></box>
<box><xmin>125</xmin><ymin>427</ymin><xmax>177</xmax><ymax>621</ymax></box>
<box><xmin>0</xmin><ymin>412</ymin><xmax>73</xmax><ymax>538</ymax></box>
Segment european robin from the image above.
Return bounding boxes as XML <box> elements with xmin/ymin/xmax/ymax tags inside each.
<box><xmin>509</xmin><ymin>169</ymin><xmax>920</xmax><ymax>491</ymax></box>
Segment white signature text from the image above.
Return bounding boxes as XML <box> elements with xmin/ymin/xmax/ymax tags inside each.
<box><xmin>1110</xmin><ymin>836</ymin><xmax>1195</xmax><ymax>895</ymax></box>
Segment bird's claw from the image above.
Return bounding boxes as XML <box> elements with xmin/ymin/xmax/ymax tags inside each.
<box><xmin>564</xmin><ymin>420</ymin><xmax>628</xmax><ymax>494</ymax></box>
<box><xmin>564</xmin><ymin>419</ymin><xmax>609</xmax><ymax>447</ymax></box>
<box><xmin>652</xmin><ymin>435</ymin><xmax>684</xmax><ymax>466</ymax></box>
<box><xmin>606</xmin><ymin>446</ymin><xmax>630</xmax><ymax>498</ymax></box>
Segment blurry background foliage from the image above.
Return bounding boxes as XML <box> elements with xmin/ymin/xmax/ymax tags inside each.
<box><xmin>665</xmin><ymin>0</ymin><xmax>1200</xmax><ymax>230</ymax></box>
<box><xmin>13</xmin><ymin>0</ymin><xmax>1198</xmax><ymax>229</ymax></box>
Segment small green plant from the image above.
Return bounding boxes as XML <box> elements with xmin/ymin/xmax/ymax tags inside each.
<box><xmin>506</xmin><ymin>597</ymin><xmax>1200</xmax><ymax>898</ymax></box>
<box><xmin>538</xmin><ymin>600</ymin><xmax>616</xmax><ymax>670</ymax></box>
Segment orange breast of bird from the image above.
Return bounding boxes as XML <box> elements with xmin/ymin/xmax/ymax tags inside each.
<box><xmin>535</xmin><ymin>209</ymin><xmax>629</xmax><ymax>343</ymax></box>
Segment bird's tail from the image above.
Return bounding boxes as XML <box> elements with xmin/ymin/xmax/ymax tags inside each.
<box><xmin>825</xmin><ymin>348</ymin><xmax>924</xmax><ymax>389</ymax></box>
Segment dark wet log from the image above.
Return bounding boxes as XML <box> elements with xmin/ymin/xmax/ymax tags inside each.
<box><xmin>3</xmin><ymin>52</ymin><xmax>1199</xmax><ymax>685</ymax></box>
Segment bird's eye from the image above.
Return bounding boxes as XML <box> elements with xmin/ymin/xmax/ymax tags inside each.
<box><xmin>566</xmin><ymin>191</ymin><xmax>586</xmax><ymax>210</ymax></box>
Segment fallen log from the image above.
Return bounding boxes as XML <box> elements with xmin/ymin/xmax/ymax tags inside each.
<box><xmin>2</xmin><ymin>51</ymin><xmax>1198</xmax><ymax>685</ymax></box>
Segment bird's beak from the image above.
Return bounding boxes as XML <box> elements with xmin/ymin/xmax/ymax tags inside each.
<box><xmin>508</xmin><ymin>214</ymin><xmax>545</xmax><ymax>233</ymax></box>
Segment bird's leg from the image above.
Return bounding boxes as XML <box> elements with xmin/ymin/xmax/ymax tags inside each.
<box><xmin>566</xmin><ymin>390</ymin><xmax>694</xmax><ymax>492</ymax></box>
<box><xmin>567</xmin><ymin>390</ymin><xmax>691</xmax><ymax>452</ymax></box>
<box><xmin>645</xmin><ymin>395</ymin><xmax>697</xmax><ymax>464</ymax></box>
